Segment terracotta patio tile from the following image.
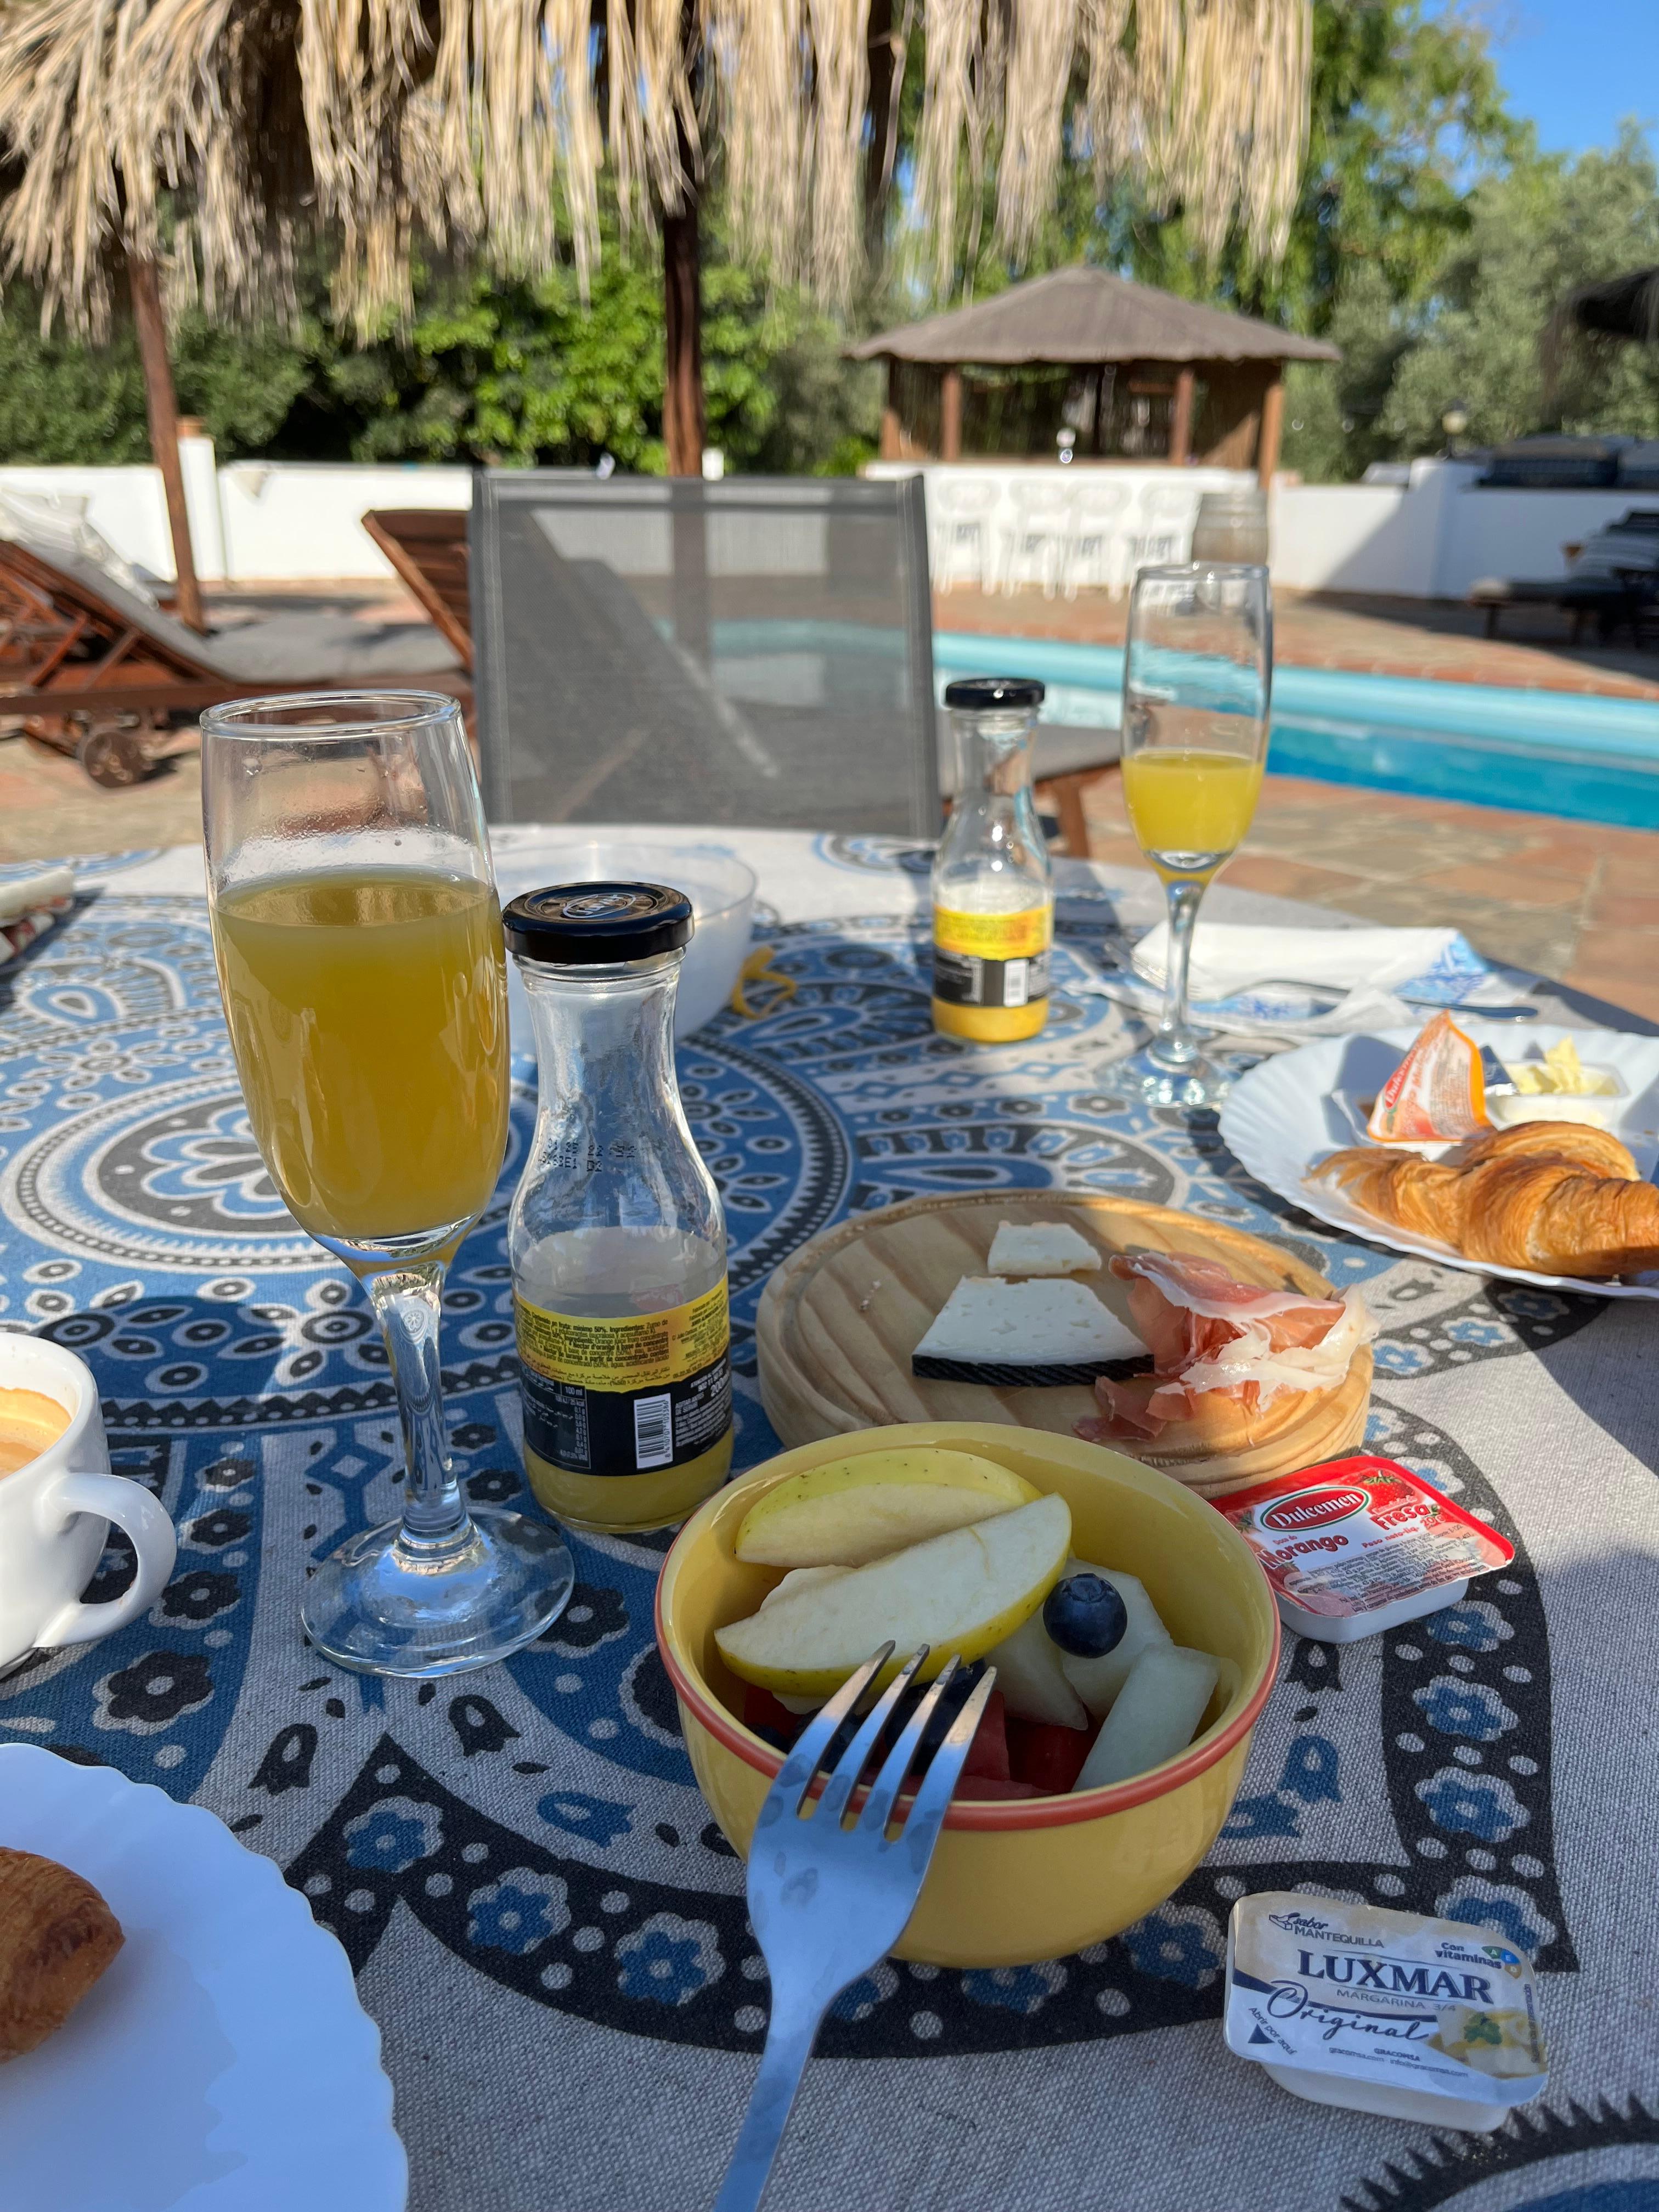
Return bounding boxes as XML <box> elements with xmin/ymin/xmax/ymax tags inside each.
<box><xmin>1210</xmin><ymin>853</ymin><xmax>1367</xmax><ymax>903</ymax></box>
<box><xmin>1557</xmin><ymin>931</ymin><xmax>1659</xmax><ymax>985</ymax></box>
<box><xmin>1418</xmin><ymin>861</ymin><xmax>1589</xmax><ymax>911</ymax></box>
<box><xmin>1595</xmin><ymin>849</ymin><xmax>1659</xmax><ymax>895</ymax></box>
<box><xmin>1560</xmin><ymin>969</ymin><xmax>1659</xmax><ymax>1024</ymax></box>
<box><xmin>1584</xmin><ymin>891</ymin><xmax>1659</xmax><ymax>931</ymax></box>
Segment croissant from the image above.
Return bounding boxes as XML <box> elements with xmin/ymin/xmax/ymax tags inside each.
<box><xmin>0</xmin><ymin>1847</ymin><xmax>123</xmax><ymax>2062</ymax></box>
<box><xmin>1311</xmin><ymin>1120</ymin><xmax>1659</xmax><ymax>1278</ymax></box>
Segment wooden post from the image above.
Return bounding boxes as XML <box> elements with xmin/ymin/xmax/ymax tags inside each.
<box><xmin>663</xmin><ymin>185</ymin><xmax>704</xmax><ymax>478</ymax></box>
<box><xmin>879</xmin><ymin>358</ymin><xmax>902</xmax><ymax>460</ymax></box>
<box><xmin>1258</xmin><ymin>375</ymin><xmax>1285</xmax><ymax>488</ymax></box>
<box><xmin>864</xmin><ymin>0</ymin><xmax>902</xmax><ymax>263</ymax></box>
<box><xmin>940</xmin><ymin>366</ymin><xmax>963</xmax><ymax>461</ymax></box>
<box><xmin>128</xmin><ymin>253</ymin><xmax>205</xmax><ymax>634</ymax></box>
<box><xmin>1090</xmin><ymin>365</ymin><xmax>1107</xmax><ymax>455</ymax></box>
<box><xmin>1170</xmin><ymin>365</ymin><xmax>1195</xmax><ymax>467</ymax></box>
<box><xmin>662</xmin><ymin>10</ymin><xmax>704</xmax><ymax>481</ymax></box>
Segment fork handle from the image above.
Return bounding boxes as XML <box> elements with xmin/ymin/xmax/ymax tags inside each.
<box><xmin>711</xmin><ymin>2006</ymin><xmax>822</xmax><ymax>2212</ymax></box>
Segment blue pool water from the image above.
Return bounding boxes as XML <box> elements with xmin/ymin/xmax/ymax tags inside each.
<box><xmin>934</xmin><ymin>630</ymin><xmax>1659</xmax><ymax>830</ymax></box>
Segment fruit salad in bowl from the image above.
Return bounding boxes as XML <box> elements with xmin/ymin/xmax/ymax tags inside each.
<box><xmin>654</xmin><ymin>1421</ymin><xmax>1279</xmax><ymax>1968</ymax></box>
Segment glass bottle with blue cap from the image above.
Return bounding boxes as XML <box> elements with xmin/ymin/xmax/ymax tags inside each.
<box><xmin>504</xmin><ymin>883</ymin><xmax>733</xmax><ymax>1534</ymax></box>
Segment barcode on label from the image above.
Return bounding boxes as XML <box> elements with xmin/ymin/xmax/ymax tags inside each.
<box><xmin>632</xmin><ymin>1392</ymin><xmax>674</xmax><ymax>1470</ymax></box>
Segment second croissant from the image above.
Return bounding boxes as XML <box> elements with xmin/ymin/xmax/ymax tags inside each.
<box><xmin>1309</xmin><ymin>1121</ymin><xmax>1659</xmax><ymax>1279</ymax></box>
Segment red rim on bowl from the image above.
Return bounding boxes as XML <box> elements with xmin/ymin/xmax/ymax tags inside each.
<box><xmin>653</xmin><ymin>1527</ymin><xmax>1281</xmax><ymax>1833</ymax></box>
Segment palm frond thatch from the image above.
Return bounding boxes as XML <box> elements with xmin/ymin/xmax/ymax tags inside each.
<box><xmin>0</xmin><ymin>0</ymin><xmax>1312</xmax><ymax>342</ymax></box>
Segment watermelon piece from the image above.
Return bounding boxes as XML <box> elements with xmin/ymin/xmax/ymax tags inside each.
<box><xmin>1007</xmin><ymin>1717</ymin><xmax>1094</xmax><ymax>1795</ymax></box>
<box><xmin>743</xmin><ymin>1685</ymin><xmax>806</xmax><ymax>1748</ymax></box>
<box><xmin>954</xmin><ymin>1774</ymin><xmax>1042</xmax><ymax>1801</ymax></box>
<box><xmin>963</xmin><ymin>1688</ymin><xmax>1010</xmax><ymax>1780</ymax></box>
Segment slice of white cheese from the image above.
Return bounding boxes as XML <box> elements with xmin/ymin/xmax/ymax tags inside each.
<box><xmin>986</xmin><ymin>1219</ymin><xmax>1103</xmax><ymax>1276</ymax></box>
<box><xmin>913</xmin><ymin>1277</ymin><xmax>1143</xmax><ymax>1369</ymax></box>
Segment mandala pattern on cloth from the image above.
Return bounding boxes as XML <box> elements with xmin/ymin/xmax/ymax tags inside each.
<box><xmin>0</xmin><ymin>888</ymin><xmax>1598</xmax><ymax>2061</ymax></box>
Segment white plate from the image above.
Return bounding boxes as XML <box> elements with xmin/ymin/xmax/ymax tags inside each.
<box><xmin>0</xmin><ymin>1745</ymin><xmax>406</xmax><ymax>2212</ymax></box>
<box><xmin>1220</xmin><ymin>1023</ymin><xmax>1659</xmax><ymax>1300</ymax></box>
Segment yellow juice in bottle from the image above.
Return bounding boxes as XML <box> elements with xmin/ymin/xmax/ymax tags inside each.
<box><xmin>931</xmin><ymin>901</ymin><xmax>1053</xmax><ymax>1042</ymax></box>
<box><xmin>211</xmin><ymin>870</ymin><xmax>508</xmax><ymax>1245</ymax></box>
<box><xmin>1121</xmin><ymin>748</ymin><xmax>1264</xmax><ymax>871</ymax></box>
<box><xmin>504</xmin><ymin>885</ymin><xmax>732</xmax><ymax>1535</ymax></box>
<box><xmin>932</xmin><ymin>677</ymin><xmax>1054</xmax><ymax>1042</ymax></box>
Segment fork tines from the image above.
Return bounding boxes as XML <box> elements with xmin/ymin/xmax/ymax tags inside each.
<box><xmin>769</xmin><ymin>1647</ymin><xmax>996</xmax><ymax>1837</ymax></box>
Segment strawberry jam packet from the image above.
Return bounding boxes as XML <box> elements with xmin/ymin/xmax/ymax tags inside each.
<box><xmin>1367</xmin><ymin>1011</ymin><xmax>1491</xmax><ymax>1143</ymax></box>
<box><xmin>1213</xmin><ymin>1457</ymin><xmax>1515</xmax><ymax>1644</ymax></box>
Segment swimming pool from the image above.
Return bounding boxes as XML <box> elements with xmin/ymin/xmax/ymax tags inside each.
<box><xmin>934</xmin><ymin>631</ymin><xmax>1659</xmax><ymax>830</ymax></box>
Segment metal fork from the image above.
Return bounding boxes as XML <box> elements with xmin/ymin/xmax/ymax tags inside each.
<box><xmin>710</xmin><ymin>1646</ymin><xmax>995</xmax><ymax>2212</ymax></box>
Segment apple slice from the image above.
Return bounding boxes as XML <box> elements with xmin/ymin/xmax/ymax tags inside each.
<box><xmin>1058</xmin><ymin>1560</ymin><xmax>1172</xmax><ymax>1718</ymax></box>
<box><xmin>985</xmin><ymin>1609</ymin><xmax>1090</xmax><ymax>1729</ymax></box>
<box><xmin>733</xmin><ymin>1447</ymin><xmax>1039</xmax><ymax>1570</ymax></box>
<box><xmin>715</xmin><ymin>1492</ymin><xmax>1071</xmax><ymax>1697</ymax></box>
<box><xmin>1073</xmin><ymin>1645</ymin><xmax>1219</xmax><ymax>1792</ymax></box>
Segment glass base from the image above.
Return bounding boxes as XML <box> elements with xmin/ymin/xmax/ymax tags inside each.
<box><xmin>302</xmin><ymin>1506</ymin><xmax>575</xmax><ymax>1679</ymax></box>
<box><xmin>1125</xmin><ymin>1044</ymin><xmax>1234</xmax><ymax>1109</ymax></box>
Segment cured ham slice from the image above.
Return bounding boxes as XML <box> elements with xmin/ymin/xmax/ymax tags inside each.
<box><xmin>1076</xmin><ymin>1251</ymin><xmax>1373</xmax><ymax>1444</ymax></box>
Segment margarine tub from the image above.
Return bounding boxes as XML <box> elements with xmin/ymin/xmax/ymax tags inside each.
<box><xmin>1224</xmin><ymin>1893</ymin><xmax>1548</xmax><ymax>2131</ymax></box>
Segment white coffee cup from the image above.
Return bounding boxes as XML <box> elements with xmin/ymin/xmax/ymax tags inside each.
<box><xmin>0</xmin><ymin>1333</ymin><xmax>178</xmax><ymax>1672</ymax></box>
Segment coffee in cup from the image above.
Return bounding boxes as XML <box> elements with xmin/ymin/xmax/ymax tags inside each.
<box><xmin>0</xmin><ymin>1387</ymin><xmax>72</xmax><ymax>1476</ymax></box>
<box><xmin>0</xmin><ymin>1336</ymin><xmax>177</xmax><ymax>1669</ymax></box>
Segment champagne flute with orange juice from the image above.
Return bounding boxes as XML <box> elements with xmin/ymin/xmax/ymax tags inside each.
<box><xmin>1120</xmin><ymin>563</ymin><xmax>1271</xmax><ymax>1107</ymax></box>
<box><xmin>202</xmin><ymin>691</ymin><xmax>572</xmax><ymax>1676</ymax></box>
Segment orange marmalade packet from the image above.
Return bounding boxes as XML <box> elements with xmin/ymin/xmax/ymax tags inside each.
<box><xmin>1367</xmin><ymin>1011</ymin><xmax>1492</xmax><ymax>1143</ymax></box>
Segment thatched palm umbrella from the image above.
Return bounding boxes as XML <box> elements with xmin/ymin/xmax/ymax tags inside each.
<box><xmin>0</xmin><ymin>0</ymin><xmax>1311</xmax><ymax>613</ymax></box>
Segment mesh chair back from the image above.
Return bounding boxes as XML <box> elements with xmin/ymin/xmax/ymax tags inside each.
<box><xmin>471</xmin><ymin>472</ymin><xmax>939</xmax><ymax>834</ymax></box>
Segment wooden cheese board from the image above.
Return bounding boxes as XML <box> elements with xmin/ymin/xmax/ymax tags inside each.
<box><xmin>755</xmin><ymin>1190</ymin><xmax>1371</xmax><ymax>1498</ymax></box>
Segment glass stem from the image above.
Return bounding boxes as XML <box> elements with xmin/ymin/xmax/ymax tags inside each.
<box><xmin>366</xmin><ymin>1262</ymin><xmax>470</xmax><ymax>1548</ymax></box>
<box><xmin>1149</xmin><ymin>877</ymin><xmax>1205</xmax><ymax>1071</ymax></box>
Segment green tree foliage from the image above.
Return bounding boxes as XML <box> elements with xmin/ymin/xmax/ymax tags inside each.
<box><xmin>0</xmin><ymin>227</ymin><xmax>879</xmax><ymax>472</ymax></box>
<box><xmin>1383</xmin><ymin>128</ymin><xmax>1659</xmax><ymax>453</ymax></box>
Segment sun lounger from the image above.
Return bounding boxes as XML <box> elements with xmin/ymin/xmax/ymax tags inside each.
<box><xmin>0</xmin><ymin>534</ymin><xmax>465</xmax><ymax>786</ymax></box>
<box><xmin>1469</xmin><ymin>512</ymin><xmax>1659</xmax><ymax>644</ymax></box>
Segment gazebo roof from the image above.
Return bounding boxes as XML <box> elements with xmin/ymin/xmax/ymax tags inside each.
<box><xmin>848</xmin><ymin>266</ymin><xmax>1340</xmax><ymax>368</ymax></box>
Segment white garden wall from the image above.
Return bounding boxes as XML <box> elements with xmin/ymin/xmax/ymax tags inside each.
<box><xmin>0</xmin><ymin>437</ymin><xmax>1647</xmax><ymax>600</ymax></box>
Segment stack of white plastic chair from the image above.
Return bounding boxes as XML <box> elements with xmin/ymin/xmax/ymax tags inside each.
<box><xmin>929</xmin><ymin>476</ymin><xmax>1000</xmax><ymax>593</ymax></box>
<box><xmin>1062</xmin><ymin>482</ymin><xmax>1135</xmax><ymax>598</ymax></box>
<box><xmin>1126</xmin><ymin>482</ymin><xmax>1199</xmax><ymax>574</ymax></box>
<box><xmin>999</xmin><ymin>477</ymin><xmax>1075</xmax><ymax>597</ymax></box>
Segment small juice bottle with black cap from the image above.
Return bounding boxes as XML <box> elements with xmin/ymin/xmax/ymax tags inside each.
<box><xmin>503</xmin><ymin>882</ymin><xmax>733</xmax><ymax>1534</ymax></box>
<box><xmin>932</xmin><ymin>675</ymin><xmax>1054</xmax><ymax>1043</ymax></box>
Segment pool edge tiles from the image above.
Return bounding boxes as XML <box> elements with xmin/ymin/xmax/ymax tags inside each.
<box><xmin>933</xmin><ymin>631</ymin><xmax>1659</xmax><ymax>831</ymax></box>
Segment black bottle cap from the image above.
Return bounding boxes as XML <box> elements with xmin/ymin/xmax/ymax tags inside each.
<box><xmin>943</xmin><ymin>675</ymin><xmax>1046</xmax><ymax>710</ymax></box>
<box><xmin>501</xmin><ymin>882</ymin><xmax>694</xmax><ymax>965</ymax></box>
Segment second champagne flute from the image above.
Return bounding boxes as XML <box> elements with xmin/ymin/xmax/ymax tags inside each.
<box><xmin>1119</xmin><ymin>563</ymin><xmax>1272</xmax><ymax>1108</ymax></box>
<box><xmin>202</xmin><ymin>690</ymin><xmax>573</xmax><ymax>1677</ymax></box>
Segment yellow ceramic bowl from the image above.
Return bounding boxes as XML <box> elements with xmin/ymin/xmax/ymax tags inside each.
<box><xmin>654</xmin><ymin>1421</ymin><xmax>1279</xmax><ymax>1968</ymax></box>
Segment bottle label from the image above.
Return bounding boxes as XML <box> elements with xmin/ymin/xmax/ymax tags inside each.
<box><xmin>514</xmin><ymin>1280</ymin><xmax>732</xmax><ymax>1479</ymax></box>
<box><xmin>933</xmin><ymin>906</ymin><xmax>1052</xmax><ymax>1010</ymax></box>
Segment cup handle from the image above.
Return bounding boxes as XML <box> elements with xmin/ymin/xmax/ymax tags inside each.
<box><xmin>35</xmin><ymin>1472</ymin><xmax>179</xmax><ymax>1650</ymax></box>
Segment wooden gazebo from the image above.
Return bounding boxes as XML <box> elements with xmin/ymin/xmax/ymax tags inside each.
<box><xmin>850</xmin><ymin>266</ymin><xmax>1340</xmax><ymax>486</ymax></box>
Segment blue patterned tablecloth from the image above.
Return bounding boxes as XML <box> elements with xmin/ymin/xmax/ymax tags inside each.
<box><xmin>2</xmin><ymin>831</ymin><xmax>1656</xmax><ymax>2212</ymax></box>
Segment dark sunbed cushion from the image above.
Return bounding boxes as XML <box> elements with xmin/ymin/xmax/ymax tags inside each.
<box><xmin>1468</xmin><ymin>575</ymin><xmax>1635</xmax><ymax>606</ymax></box>
<box><xmin>212</xmin><ymin>613</ymin><xmax>461</xmax><ymax>681</ymax></box>
<box><xmin>9</xmin><ymin>532</ymin><xmax>460</xmax><ymax>684</ymax></box>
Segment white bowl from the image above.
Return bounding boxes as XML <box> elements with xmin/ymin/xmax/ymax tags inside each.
<box><xmin>495</xmin><ymin>838</ymin><xmax>758</xmax><ymax>1043</ymax></box>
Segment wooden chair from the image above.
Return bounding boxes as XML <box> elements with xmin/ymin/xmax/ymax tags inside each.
<box><xmin>0</xmin><ymin>535</ymin><xmax>466</xmax><ymax>786</ymax></box>
<box><xmin>361</xmin><ymin>507</ymin><xmax>473</xmax><ymax>669</ymax></box>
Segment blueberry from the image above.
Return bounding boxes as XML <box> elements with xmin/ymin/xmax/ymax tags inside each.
<box><xmin>1043</xmin><ymin>1573</ymin><xmax>1127</xmax><ymax>1658</ymax></box>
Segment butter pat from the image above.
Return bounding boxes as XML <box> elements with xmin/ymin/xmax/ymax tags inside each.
<box><xmin>1225</xmin><ymin>1893</ymin><xmax>1547</xmax><ymax>2131</ymax></box>
<box><xmin>1505</xmin><ymin>1036</ymin><xmax>1620</xmax><ymax>1097</ymax></box>
<box><xmin>986</xmin><ymin>1219</ymin><xmax>1102</xmax><ymax>1276</ymax></box>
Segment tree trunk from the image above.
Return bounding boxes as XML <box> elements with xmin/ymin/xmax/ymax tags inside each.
<box><xmin>663</xmin><ymin>183</ymin><xmax>704</xmax><ymax>478</ymax></box>
<box><xmin>128</xmin><ymin>254</ymin><xmax>205</xmax><ymax>634</ymax></box>
<box><xmin>865</xmin><ymin>0</ymin><xmax>904</xmax><ymax>263</ymax></box>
